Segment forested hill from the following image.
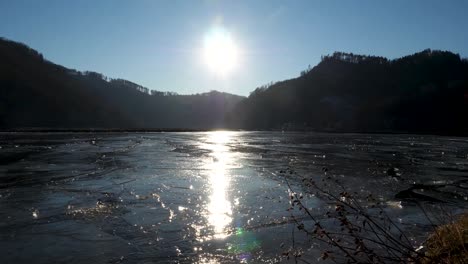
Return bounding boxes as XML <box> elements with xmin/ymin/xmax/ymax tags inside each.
<box><xmin>227</xmin><ymin>50</ymin><xmax>468</xmax><ymax>135</ymax></box>
<box><xmin>1</xmin><ymin>37</ymin><xmax>467</xmax><ymax>134</ymax></box>
<box><xmin>0</xmin><ymin>38</ymin><xmax>244</xmax><ymax>129</ymax></box>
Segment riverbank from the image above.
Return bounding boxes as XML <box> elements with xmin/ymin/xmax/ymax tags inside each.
<box><xmin>421</xmin><ymin>213</ymin><xmax>467</xmax><ymax>264</ymax></box>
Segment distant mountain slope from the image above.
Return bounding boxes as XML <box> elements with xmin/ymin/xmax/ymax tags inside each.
<box><xmin>0</xmin><ymin>38</ymin><xmax>244</xmax><ymax>129</ymax></box>
<box><xmin>2</xmin><ymin>37</ymin><xmax>467</xmax><ymax>134</ymax></box>
<box><xmin>227</xmin><ymin>50</ymin><xmax>468</xmax><ymax>135</ymax></box>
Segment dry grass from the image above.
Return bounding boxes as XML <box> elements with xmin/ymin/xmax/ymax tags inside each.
<box><xmin>422</xmin><ymin>213</ymin><xmax>468</xmax><ymax>264</ymax></box>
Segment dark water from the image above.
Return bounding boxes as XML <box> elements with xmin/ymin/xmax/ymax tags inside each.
<box><xmin>0</xmin><ymin>132</ymin><xmax>467</xmax><ymax>263</ymax></box>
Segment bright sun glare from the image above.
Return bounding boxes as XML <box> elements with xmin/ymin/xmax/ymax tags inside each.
<box><xmin>203</xmin><ymin>28</ymin><xmax>239</xmax><ymax>77</ymax></box>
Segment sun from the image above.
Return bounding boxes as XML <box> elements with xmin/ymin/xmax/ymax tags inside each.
<box><xmin>203</xmin><ymin>28</ymin><xmax>239</xmax><ymax>77</ymax></box>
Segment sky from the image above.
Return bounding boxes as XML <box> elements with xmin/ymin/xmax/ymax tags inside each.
<box><xmin>1</xmin><ymin>0</ymin><xmax>468</xmax><ymax>96</ymax></box>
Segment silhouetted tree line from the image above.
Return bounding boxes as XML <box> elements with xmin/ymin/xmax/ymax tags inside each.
<box><xmin>227</xmin><ymin>49</ymin><xmax>468</xmax><ymax>135</ymax></box>
<box><xmin>1</xmin><ymin>37</ymin><xmax>467</xmax><ymax>134</ymax></box>
<box><xmin>0</xmin><ymin>38</ymin><xmax>244</xmax><ymax>129</ymax></box>
<box><xmin>322</xmin><ymin>52</ymin><xmax>389</xmax><ymax>64</ymax></box>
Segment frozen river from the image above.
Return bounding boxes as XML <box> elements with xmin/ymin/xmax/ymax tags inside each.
<box><xmin>0</xmin><ymin>131</ymin><xmax>467</xmax><ymax>263</ymax></box>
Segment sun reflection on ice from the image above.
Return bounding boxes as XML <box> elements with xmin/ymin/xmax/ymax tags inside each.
<box><xmin>203</xmin><ymin>131</ymin><xmax>235</xmax><ymax>239</ymax></box>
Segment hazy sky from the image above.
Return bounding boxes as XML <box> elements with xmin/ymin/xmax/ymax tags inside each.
<box><xmin>1</xmin><ymin>0</ymin><xmax>468</xmax><ymax>95</ymax></box>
